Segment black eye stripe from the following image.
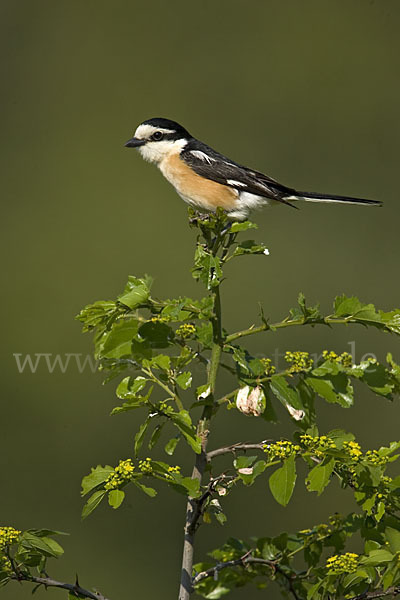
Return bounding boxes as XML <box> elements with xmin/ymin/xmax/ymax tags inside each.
<box><xmin>151</xmin><ymin>131</ymin><xmax>164</xmax><ymax>141</ymax></box>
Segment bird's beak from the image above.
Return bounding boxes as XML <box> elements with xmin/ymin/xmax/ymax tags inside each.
<box><xmin>124</xmin><ymin>137</ymin><xmax>145</xmax><ymax>148</ymax></box>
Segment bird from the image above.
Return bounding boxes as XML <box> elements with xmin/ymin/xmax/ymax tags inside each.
<box><xmin>124</xmin><ymin>117</ymin><xmax>381</xmax><ymax>220</ymax></box>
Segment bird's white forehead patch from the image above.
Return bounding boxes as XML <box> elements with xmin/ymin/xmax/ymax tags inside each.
<box><xmin>134</xmin><ymin>123</ymin><xmax>176</xmax><ymax>140</ymax></box>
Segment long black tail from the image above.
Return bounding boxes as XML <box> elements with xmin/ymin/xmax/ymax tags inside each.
<box><xmin>283</xmin><ymin>190</ymin><xmax>382</xmax><ymax>207</ymax></box>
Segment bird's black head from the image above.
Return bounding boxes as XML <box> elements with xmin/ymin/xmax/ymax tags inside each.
<box><xmin>125</xmin><ymin>117</ymin><xmax>191</xmax><ymax>147</ymax></box>
<box><xmin>124</xmin><ymin>118</ymin><xmax>192</xmax><ymax>163</ymax></box>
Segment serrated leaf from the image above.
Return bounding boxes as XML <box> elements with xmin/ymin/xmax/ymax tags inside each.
<box><xmin>176</xmin><ymin>371</ymin><xmax>193</xmax><ymax>390</ymax></box>
<box><xmin>269</xmin><ymin>455</ymin><xmax>297</xmax><ymax>506</ymax></box>
<box><xmin>118</xmin><ymin>276</ymin><xmax>149</xmax><ymax>309</ymax></box>
<box><xmin>152</xmin><ymin>354</ymin><xmax>171</xmax><ymax>371</ymax></box>
<box><xmin>229</xmin><ymin>221</ymin><xmax>257</xmax><ymax>232</ymax></box>
<box><xmin>81</xmin><ymin>465</ymin><xmax>114</xmax><ymax>496</ymax></box>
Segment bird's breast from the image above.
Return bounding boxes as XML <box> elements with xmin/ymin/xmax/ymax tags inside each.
<box><xmin>159</xmin><ymin>153</ymin><xmax>239</xmax><ymax>211</ymax></box>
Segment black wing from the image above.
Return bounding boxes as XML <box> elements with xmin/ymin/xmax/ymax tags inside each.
<box><xmin>181</xmin><ymin>139</ymin><xmax>297</xmax><ymax>207</ymax></box>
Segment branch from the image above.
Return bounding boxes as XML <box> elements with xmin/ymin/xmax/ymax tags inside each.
<box><xmin>207</xmin><ymin>442</ymin><xmax>268</xmax><ymax>461</ymax></box>
<box><xmin>11</xmin><ymin>573</ymin><xmax>109</xmax><ymax>600</ymax></box>
<box><xmin>225</xmin><ymin>315</ymin><xmax>353</xmax><ymax>344</ymax></box>
<box><xmin>187</xmin><ymin>475</ymin><xmax>231</xmax><ymax>535</ymax></box>
<box><xmin>192</xmin><ymin>551</ymin><xmax>274</xmax><ymax>585</ymax></box>
<box><xmin>349</xmin><ymin>587</ymin><xmax>400</xmax><ymax>600</ymax></box>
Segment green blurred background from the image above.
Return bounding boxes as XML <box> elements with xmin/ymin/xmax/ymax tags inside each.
<box><xmin>1</xmin><ymin>1</ymin><xmax>400</xmax><ymax>598</ymax></box>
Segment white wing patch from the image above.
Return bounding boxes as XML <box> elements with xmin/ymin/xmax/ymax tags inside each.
<box><xmin>190</xmin><ymin>150</ymin><xmax>216</xmax><ymax>164</ymax></box>
<box><xmin>227</xmin><ymin>179</ymin><xmax>247</xmax><ymax>188</ymax></box>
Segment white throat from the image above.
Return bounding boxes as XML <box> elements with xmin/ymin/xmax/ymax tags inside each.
<box><xmin>138</xmin><ymin>138</ymin><xmax>188</xmax><ymax>165</ymax></box>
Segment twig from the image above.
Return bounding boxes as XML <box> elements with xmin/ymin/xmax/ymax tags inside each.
<box><xmin>192</xmin><ymin>551</ymin><xmax>274</xmax><ymax>585</ymax></box>
<box><xmin>10</xmin><ymin>573</ymin><xmax>109</xmax><ymax>600</ymax></box>
<box><xmin>187</xmin><ymin>475</ymin><xmax>232</xmax><ymax>535</ymax></box>
<box><xmin>207</xmin><ymin>441</ymin><xmax>268</xmax><ymax>461</ymax></box>
<box><xmin>349</xmin><ymin>586</ymin><xmax>400</xmax><ymax>600</ymax></box>
<box><xmin>192</xmin><ymin>550</ymin><xmax>301</xmax><ymax>600</ymax></box>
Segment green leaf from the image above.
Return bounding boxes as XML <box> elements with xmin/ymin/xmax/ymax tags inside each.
<box><xmin>81</xmin><ymin>490</ymin><xmax>107</xmax><ymax>519</ymax></box>
<box><xmin>170</xmin><ymin>410</ymin><xmax>201</xmax><ymax>454</ymax></box>
<box><xmin>100</xmin><ymin>319</ymin><xmax>139</xmax><ymax>359</ymax></box>
<box><xmin>229</xmin><ymin>221</ymin><xmax>257</xmax><ymax>232</ymax></box>
<box><xmin>327</xmin><ymin>429</ymin><xmax>355</xmax><ymax>449</ymax></box>
<box><xmin>289</xmin><ymin>293</ymin><xmax>321</xmax><ymax>323</ymax></box>
<box><xmin>134</xmin><ymin>418</ymin><xmax>150</xmax><ymax>456</ymax></box>
<box><xmin>112</xmin><ymin>383</ymin><xmax>153</xmax><ymax>415</ymax></box>
<box><xmin>108</xmin><ymin>489</ymin><xmax>125</xmax><ymax>509</ymax></box>
<box><xmin>176</xmin><ymin>371</ymin><xmax>193</xmax><ymax>390</ymax></box>
<box><xmin>192</xmin><ymin>246</ymin><xmax>223</xmax><ymax>289</ymax></box>
<box><xmin>19</xmin><ymin>533</ymin><xmax>64</xmax><ymax>558</ymax></box>
<box><xmin>361</xmin><ymin>548</ymin><xmax>394</xmax><ymax>565</ymax></box>
<box><xmin>269</xmin><ymin>454</ymin><xmax>297</xmax><ymax>506</ymax></box>
<box><xmin>81</xmin><ymin>465</ymin><xmax>114</xmax><ymax>496</ymax></box>
<box><xmin>233</xmin><ymin>240</ymin><xmax>269</xmax><ymax>256</ymax></box>
<box><xmin>385</xmin><ymin>527</ymin><xmax>400</xmax><ymax>553</ymax></box>
<box><xmin>306</xmin><ymin>375</ymin><xmax>353</xmax><ymax>407</ymax></box>
<box><xmin>333</xmin><ymin>294</ymin><xmax>400</xmax><ymax>335</ymax></box>
<box><xmin>306</xmin><ymin>458</ymin><xmax>335</xmax><ymax>495</ymax></box>
<box><xmin>165</xmin><ymin>436</ymin><xmax>180</xmax><ymax>455</ymax></box>
<box><xmin>118</xmin><ymin>276</ymin><xmax>149</xmax><ymax>309</ymax></box>
<box><xmin>116</xmin><ymin>376</ymin><xmax>148</xmax><ymax>400</ymax></box>
<box><xmin>152</xmin><ymin>354</ymin><xmax>171</xmax><ymax>371</ymax></box>
<box><xmin>149</xmin><ymin>423</ymin><xmax>164</xmax><ymax>449</ymax></box>
<box><xmin>269</xmin><ymin>375</ymin><xmax>303</xmax><ymax>410</ymax></box>
<box><xmin>138</xmin><ymin>321</ymin><xmax>174</xmax><ymax>348</ymax></box>
<box><xmin>133</xmin><ymin>480</ymin><xmax>157</xmax><ymax>497</ymax></box>
<box><xmin>237</xmin><ymin>460</ymin><xmax>267</xmax><ymax>486</ymax></box>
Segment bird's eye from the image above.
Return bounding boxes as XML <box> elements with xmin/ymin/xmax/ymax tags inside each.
<box><xmin>152</xmin><ymin>131</ymin><xmax>164</xmax><ymax>141</ymax></box>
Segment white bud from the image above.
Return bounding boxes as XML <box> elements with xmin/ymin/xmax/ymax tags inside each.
<box><xmin>236</xmin><ymin>386</ymin><xmax>265</xmax><ymax>417</ymax></box>
<box><xmin>238</xmin><ymin>467</ymin><xmax>254</xmax><ymax>475</ymax></box>
<box><xmin>285</xmin><ymin>404</ymin><xmax>305</xmax><ymax>421</ymax></box>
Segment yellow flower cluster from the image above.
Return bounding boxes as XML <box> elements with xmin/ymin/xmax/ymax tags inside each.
<box><xmin>0</xmin><ymin>554</ymin><xmax>11</xmax><ymax>573</ymax></box>
<box><xmin>175</xmin><ymin>323</ymin><xmax>196</xmax><ymax>339</ymax></box>
<box><xmin>285</xmin><ymin>351</ymin><xmax>314</xmax><ymax>373</ymax></box>
<box><xmin>138</xmin><ymin>457</ymin><xmax>153</xmax><ymax>474</ymax></box>
<box><xmin>322</xmin><ymin>350</ymin><xmax>353</xmax><ymax>368</ymax></box>
<box><xmin>0</xmin><ymin>527</ymin><xmax>21</xmax><ymax>549</ymax></box>
<box><xmin>343</xmin><ymin>440</ymin><xmax>363</xmax><ymax>461</ymax></box>
<box><xmin>264</xmin><ymin>440</ymin><xmax>301</xmax><ymax>460</ymax></box>
<box><xmin>167</xmin><ymin>465</ymin><xmax>181</xmax><ymax>473</ymax></box>
<box><xmin>150</xmin><ymin>316</ymin><xmax>169</xmax><ymax>323</ymax></box>
<box><xmin>260</xmin><ymin>358</ymin><xmax>276</xmax><ymax>376</ymax></box>
<box><xmin>364</xmin><ymin>450</ymin><xmax>389</xmax><ymax>466</ymax></box>
<box><xmin>104</xmin><ymin>459</ymin><xmax>135</xmax><ymax>490</ymax></box>
<box><xmin>300</xmin><ymin>434</ymin><xmax>336</xmax><ymax>457</ymax></box>
<box><xmin>326</xmin><ymin>553</ymin><xmax>359</xmax><ymax>575</ymax></box>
